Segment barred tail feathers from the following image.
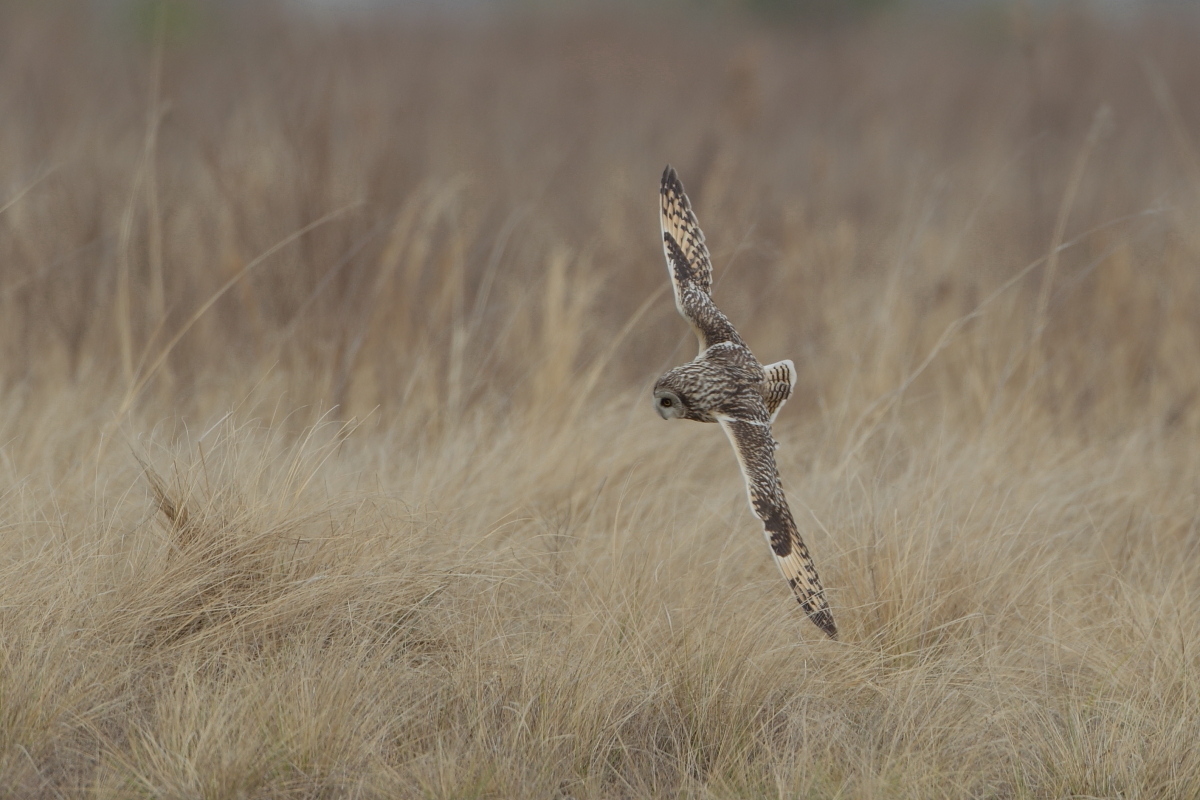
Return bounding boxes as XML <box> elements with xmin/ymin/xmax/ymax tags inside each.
<box><xmin>761</xmin><ymin>359</ymin><xmax>797</xmax><ymax>423</ymax></box>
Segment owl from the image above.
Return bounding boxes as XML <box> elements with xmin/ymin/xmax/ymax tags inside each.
<box><xmin>653</xmin><ymin>166</ymin><xmax>836</xmax><ymax>639</ymax></box>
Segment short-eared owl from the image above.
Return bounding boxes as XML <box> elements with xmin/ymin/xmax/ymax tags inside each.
<box><xmin>653</xmin><ymin>166</ymin><xmax>836</xmax><ymax>639</ymax></box>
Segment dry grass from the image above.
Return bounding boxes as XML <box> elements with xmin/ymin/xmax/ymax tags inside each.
<box><xmin>3</xmin><ymin>2</ymin><xmax>1200</xmax><ymax>796</ymax></box>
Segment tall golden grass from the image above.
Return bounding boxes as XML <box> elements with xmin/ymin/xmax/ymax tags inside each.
<box><xmin>3</xmin><ymin>2</ymin><xmax>1200</xmax><ymax>796</ymax></box>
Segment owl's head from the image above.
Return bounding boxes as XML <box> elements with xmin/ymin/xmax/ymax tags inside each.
<box><xmin>653</xmin><ymin>369</ymin><xmax>699</xmax><ymax>421</ymax></box>
<box><xmin>653</xmin><ymin>364</ymin><xmax>718</xmax><ymax>422</ymax></box>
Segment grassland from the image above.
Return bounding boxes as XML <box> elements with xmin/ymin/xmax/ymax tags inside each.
<box><xmin>2</xmin><ymin>3</ymin><xmax>1200</xmax><ymax>797</ymax></box>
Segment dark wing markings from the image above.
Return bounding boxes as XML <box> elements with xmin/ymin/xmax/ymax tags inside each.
<box><xmin>718</xmin><ymin>415</ymin><xmax>837</xmax><ymax>639</ymax></box>
<box><xmin>660</xmin><ymin>166</ymin><xmax>743</xmax><ymax>351</ymax></box>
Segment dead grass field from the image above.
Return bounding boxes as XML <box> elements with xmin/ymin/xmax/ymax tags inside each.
<box><xmin>3</xmin><ymin>2</ymin><xmax>1200</xmax><ymax>797</ymax></box>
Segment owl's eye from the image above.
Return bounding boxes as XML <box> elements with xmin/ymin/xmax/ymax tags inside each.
<box><xmin>660</xmin><ymin>397</ymin><xmax>673</xmax><ymax>407</ymax></box>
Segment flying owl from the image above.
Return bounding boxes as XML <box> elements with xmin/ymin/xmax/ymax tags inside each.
<box><xmin>653</xmin><ymin>166</ymin><xmax>836</xmax><ymax>639</ymax></box>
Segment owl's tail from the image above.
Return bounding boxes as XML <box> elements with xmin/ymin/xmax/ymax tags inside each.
<box><xmin>760</xmin><ymin>359</ymin><xmax>797</xmax><ymax>423</ymax></box>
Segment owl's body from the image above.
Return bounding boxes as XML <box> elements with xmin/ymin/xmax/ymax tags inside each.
<box><xmin>654</xmin><ymin>343</ymin><xmax>763</xmax><ymax>423</ymax></box>
<box><xmin>653</xmin><ymin>166</ymin><xmax>836</xmax><ymax>639</ymax></box>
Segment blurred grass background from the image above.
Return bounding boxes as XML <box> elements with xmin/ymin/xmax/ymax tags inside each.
<box><xmin>2</xmin><ymin>0</ymin><xmax>1200</xmax><ymax>796</ymax></box>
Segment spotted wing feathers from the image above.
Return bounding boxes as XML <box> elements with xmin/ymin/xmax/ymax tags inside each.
<box><xmin>718</xmin><ymin>416</ymin><xmax>836</xmax><ymax>638</ymax></box>
<box><xmin>660</xmin><ymin>166</ymin><xmax>743</xmax><ymax>351</ymax></box>
<box><xmin>761</xmin><ymin>359</ymin><xmax>797</xmax><ymax>423</ymax></box>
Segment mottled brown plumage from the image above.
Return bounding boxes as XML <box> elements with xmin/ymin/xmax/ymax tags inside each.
<box><xmin>653</xmin><ymin>165</ymin><xmax>836</xmax><ymax>639</ymax></box>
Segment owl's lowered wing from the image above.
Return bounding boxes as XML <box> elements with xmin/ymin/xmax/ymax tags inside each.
<box><xmin>718</xmin><ymin>414</ymin><xmax>836</xmax><ymax>638</ymax></box>
<box><xmin>660</xmin><ymin>166</ymin><xmax>743</xmax><ymax>352</ymax></box>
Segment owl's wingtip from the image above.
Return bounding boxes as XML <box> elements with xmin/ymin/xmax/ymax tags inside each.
<box><xmin>812</xmin><ymin>609</ymin><xmax>838</xmax><ymax>639</ymax></box>
<box><xmin>661</xmin><ymin>164</ymin><xmax>681</xmax><ymax>192</ymax></box>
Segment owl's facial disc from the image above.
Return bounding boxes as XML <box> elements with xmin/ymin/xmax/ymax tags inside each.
<box><xmin>654</xmin><ymin>389</ymin><xmax>685</xmax><ymax>420</ymax></box>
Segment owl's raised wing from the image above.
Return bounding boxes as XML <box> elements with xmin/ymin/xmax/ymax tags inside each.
<box><xmin>660</xmin><ymin>166</ymin><xmax>743</xmax><ymax>353</ymax></box>
<box><xmin>718</xmin><ymin>412</ymin><xmax>836</xmax><ymax>638</ymax></box>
